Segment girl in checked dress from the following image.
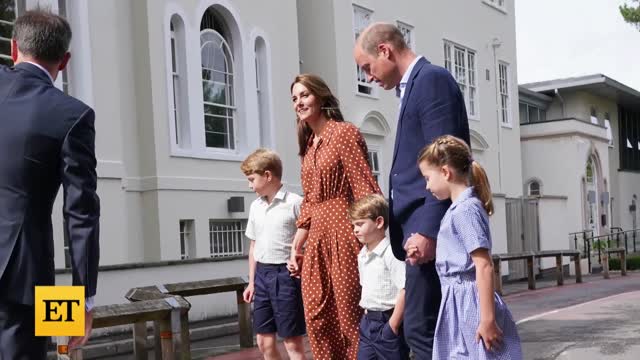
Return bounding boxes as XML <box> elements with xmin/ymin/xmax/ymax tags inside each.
<box><xmin>411</xmin><ymin>135</ymin><xmax>522</xmax><ymax>359</ymax></box>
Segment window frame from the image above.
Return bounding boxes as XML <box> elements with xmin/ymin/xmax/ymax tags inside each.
<box><xmin>618</xmin><ymin>106</ymin><xmax>640</xmax><ymax>171</ymax></box>
<box><xmin>352</xmin><ymin>4</ymin><xmax>376</xmax><ymax>98</ymax></box>
<box><xmin>528</xmin><ymin>181</ymin><xmax>541</xmax><ymax>197</ymax></box>
<box><xmin>367</xmin><ymin>148</ymin><xmax>382</xmax><ymax>186</ymax></box>
<box><xmin>0</xmin><ymin>1</ymin><xmax>17</xmax><ymax>67</ymax></box>
<box><xmin>200</xmin><ymin>28</ymin><xmax>236</xmax><ymax>150</ymax></box>
<box><xmin>482</xmin><ymin>0</ymin><xmax>507</xmax><ymax>13</ymax></box>
<box><xmin>498</xmin><ymin>61</ymin><xmax>511</xmax><ymax>126</ymax></box>
<box><xmin>519</xmin><ymin>102</ymin><xmax>546</xmax><ymax>124</ymax></box>
<box><xmin>396</xmin><ymin>20</ymin><xmax>414</xmax><ymax>50</ymax></box>
<box><xmin>443</xmin><ymin>40</ymin><xmax>479</xmax><ymax>119</ymax></box>
<box><xmin>179</xmin><ymin>219</ymin><xmax>195</xmax><ymax>260</ymax></box>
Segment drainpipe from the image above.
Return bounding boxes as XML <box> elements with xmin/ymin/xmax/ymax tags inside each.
<box><xmin>555</xmin><ymin>88</ymin><xmax>566</xmax><ymax>118</ymax></box>
<box><xmin>492</xmin><ymin>38</ymin><xmax>503</xmax><ymax>192</ymax></box>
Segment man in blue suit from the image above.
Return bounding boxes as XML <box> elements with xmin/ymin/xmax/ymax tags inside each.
<box><xmin>354</xmin><ymin>23</ymin><xmax>469</xmax><ymax>358</ymax></box>
<box><xmin>0</xmin><ymin>10</ymin><xmax>100</xmax><ymax>358</ymax></box>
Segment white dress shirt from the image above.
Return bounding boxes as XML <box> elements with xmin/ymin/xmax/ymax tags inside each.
<box><xmin>245</xmin><ymin>187</ymin><xmax>302</xmax><ymax>264</ymax></box>
<box><xmin>25</xmin><ymin>61</ymin><xmax>54</xmax><ymax>84</ymax></box>
<box><xmin>358</xmin><ymin>237</ymin><xmax>406</xmax><ymax>311</ymax></box>
<box><xmin>398</xmin><ymin>55</ymin><xmax>424</xmax><ymax>102</ymax></box>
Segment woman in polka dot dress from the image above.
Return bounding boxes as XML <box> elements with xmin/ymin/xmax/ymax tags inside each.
<box><xmin>287</xmin><ymin>74</ymin><xmax>381</xmax><ymax>359</ymax></box>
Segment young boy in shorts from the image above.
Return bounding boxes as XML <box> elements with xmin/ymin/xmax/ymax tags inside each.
<box><xmin>241</xmin><ymin>148</ymin><xmax>306</xmax><ymax>360</ymax></box>
<box><xmin>349</xmin><ymin>194</ymin><xmax>409</xmax><ymax>360</ymax></box>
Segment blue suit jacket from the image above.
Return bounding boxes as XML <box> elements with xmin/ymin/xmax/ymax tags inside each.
<box><xmin>389</xmin><ymin>57</ymin><xmax>470</xmax><ymax>260</ymax></box>
<box><xmin>0</xmin><ymin>63</ymin><xmax>100</xmax><ymax>305</ymax></box>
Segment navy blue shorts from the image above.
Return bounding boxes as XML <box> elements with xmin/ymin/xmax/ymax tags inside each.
<box><xmin>253</xmin><ymin>262</ymin><xmax>306</xmax><ymax>338</ymax></box>
<box><xmin>358</xmin><ymin>309</ymin><xmax>410</xmax><ymax>360</ymax></box>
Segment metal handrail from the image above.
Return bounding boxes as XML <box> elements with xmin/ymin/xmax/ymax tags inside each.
<box><xmin>570</xmin><ymin>228</ymin><xmax>639</xmax><ymax>271</ymax></box>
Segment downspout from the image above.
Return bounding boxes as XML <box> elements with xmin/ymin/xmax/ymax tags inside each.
<box><xmin>492</xmin><ymin>38</ymin><xmax>503</xmax><ymax>192</ymax></box>
<box><xmin>555</xmin><ymin>88</ymin><xmax>565</xmax><ymax>118</ymax></box>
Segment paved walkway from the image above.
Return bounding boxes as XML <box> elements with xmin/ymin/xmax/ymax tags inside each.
<box><xmin>204</xmin><ymin>271</ymin><xmax>640</xmax><ymax>360</ymax></box>
<box><xmin>518</xmin><ymin>290</ymin><xmax>640</xmax><ymax>359</ymax></box>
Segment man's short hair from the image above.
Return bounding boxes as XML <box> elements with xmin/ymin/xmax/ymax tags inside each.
<box><xmin>13</xmin><ymin>10</ymin><xmax>71</xmax><ymax>63</ymax></box>
<box><xmin>348</xmin><ymin>194</ymin><xmax>389</xmax><ymax>230</ymax></box>
<box><xmin>240</xmin><ymin>148</ymin><xmax>283</xmax><ymax>179</ymax></box>
<box><xmin>358</xmin><ymin>22</ymin><xmax>407</xmax><ymax>56</ymax></box>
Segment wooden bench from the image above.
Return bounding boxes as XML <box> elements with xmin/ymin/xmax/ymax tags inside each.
<box><xmin>61</xmin><ymin>296</ymin><xmax>191</xmax><ymax>360</ymax></box>
<box><xmin>602</xmin><ymin>248</ymin><xmax>627</xmax><ymax>279</ymax></box>
<box><xmin>126</xmin><ymin>277</ymin><xmax>252</xmax><ymax>350</ymax></box>
<box><xmin>492</xmin><ymin>250</ymin><xmax>582</xmax><ymax>295</ymax></box>
<box><xmin>492</xmin><ymin>252</ymin><xmax>535</xmax><ymax>295</ymax></box>
<box><xmin>535</xmin><ymin>250</ymin><xmax>582</xmax><ymax>287</ymax></box>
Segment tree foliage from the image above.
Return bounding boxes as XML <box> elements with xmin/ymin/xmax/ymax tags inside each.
<box><xmin>620</xmin><ymin>0</ymin><xmax>640</xmax><ymax>30</ymax></box>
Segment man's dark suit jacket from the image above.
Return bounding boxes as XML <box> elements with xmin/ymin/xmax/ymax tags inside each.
<box><xmin>0</xmin><ymin>62</ymin><xmax>100</xmax><ymax>305</ymax></box>
<box><xmin>389</xmin><ymin>57</ymin><xmax>470</xmax><ymax>260</ymax></box>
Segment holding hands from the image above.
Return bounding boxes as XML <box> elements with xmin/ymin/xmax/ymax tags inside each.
<box><xmin>404</xmin><ymin>233</ymin><xmax>436</xmax><ymax>266</ymax></box>
<box><xmin>287</xmin><ymin>250</ymin><xmax>304</xmax><ymax>278</ymax></box>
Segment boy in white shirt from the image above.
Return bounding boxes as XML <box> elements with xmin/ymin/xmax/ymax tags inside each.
<box><xmin>349</xmin><ymin>194</ymin><xmax>409</xmax><ymax>360</ymax></box>
<box><xmin>241</xmin><ymin>149</ymin><xmax>306</xmax><ymax>360</ymax></box>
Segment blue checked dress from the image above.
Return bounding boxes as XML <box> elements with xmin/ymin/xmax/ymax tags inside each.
<box><xmin>433</xmin><ymin>187</ymin><xmax>522</xmax><ymax>359</ymax></box>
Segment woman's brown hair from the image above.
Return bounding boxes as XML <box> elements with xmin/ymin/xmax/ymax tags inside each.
<box><xmin>291</xmin><ymin>74</ymin><xmax>344</xmax><ymax>157</ymax></box>
<box><xmin>417</xmin><ymin>135</ymin><xmax>494</xmax><ymax>215</ymax></box>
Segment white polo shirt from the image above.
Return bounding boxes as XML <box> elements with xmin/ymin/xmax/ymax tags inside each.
<box><xmin>358</xmin><ymin>237</ymin><xmax>406</xmax><ymax>311</ymax></box>
<box><xmin>245</xmin><ymin>187</ymin><xmax>302</xmax><ymax>264</ymax></box>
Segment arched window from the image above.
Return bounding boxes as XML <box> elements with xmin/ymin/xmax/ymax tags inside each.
<box><xmin>169</xmin><ymin>14</ymin><xmax>190</xmax><ymax>149</ymax></box>
<box><xmin>0</xmin><ymin>0</ymin><xmax>18</xmax><ymax>67</ymax></box>
<box><xmin>254</xmin><ymin>36</ymin><xmax>271</xmax><ymax>147</ymax></box>
<box><xmin>200</xmin><ymin>9</ymin><xmax>235</xmax><ymax>149</ymax></box>
<box><xmin>586</xmin><ymin>158</ymin><xmax>594</xmax><ymax>184</ymax></box>
<box><xmin>359</xmin><ymin>111</ymin><xmax>391</xmax><ymax>192</ymax></box>
<box><xmin>529</xmin><ymin>181</ymin><xmax>541</xmax><ymax>196</ymax></box>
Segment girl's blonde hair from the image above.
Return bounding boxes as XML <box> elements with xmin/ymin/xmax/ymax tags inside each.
<box><xmin>418</xmin><ymin>135</ymin><xmax>494</xmax><ymax>215</ymax></box>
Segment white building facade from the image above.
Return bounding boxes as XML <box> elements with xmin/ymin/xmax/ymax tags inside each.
<box><xmin>519</xmin><ymin>75</ymin><xmax>640</xmax><ymax>269</ymax></box>
<box><xmin>1</xmin><ymin>0</ymin><xmax>523</xmax><ymax>318</ymax></box>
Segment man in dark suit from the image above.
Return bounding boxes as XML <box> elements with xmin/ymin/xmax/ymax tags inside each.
<box><xmin>354</xmin><ymin>23</ymin><xmax>470</xmax><ymax>359</ymax></box>
<box><xmin>0</xmin><ymin>10</ymin><xmax>100</xmax><ymax>359</ymax></box>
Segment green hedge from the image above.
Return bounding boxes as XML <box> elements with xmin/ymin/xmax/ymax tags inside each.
<box><xmin>609</xmin><ymin>255</ymin><xmax>640</xmax><ymax>270</ymax></box>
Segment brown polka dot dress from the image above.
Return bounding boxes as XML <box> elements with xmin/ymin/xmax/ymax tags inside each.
<box><xmin>297</xmin><ymin>120</ymin><xmax>381</xmax><ymax>360</ymax></box>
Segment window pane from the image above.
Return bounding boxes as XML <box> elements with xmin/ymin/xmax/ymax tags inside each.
<box><xmin>206</xmin><ymin>132</ymin><xmax>227</xmax><ymax>148</ymax></box>
<box><xmin>358</xmin><ymin>84</ymin><xmax>373</xmax><ymax>95</ymax></box>
<box><xmin>443</xmin><ymin>43</ymin><xmax>451</xmax><ymax>71</ymax></box>
<box><xmin>201</xmin><ymin>67</ymin><xmax>231</xmax><ymax>84</ymax></box>
<box><xmin>205</xmin><ymin>115</ymin><xmax>228</xmax><ymax>133</ymax></box>
<box><xmin>528</xmin><ymin>105</ymin><xmax>539</xmax><ymax>123</ymax></box>
<box><xmin>202</xmin><ymin>81</ymin><xmax>227</xmax><ymax>105</ymax></box>
<box><xmin>0</xmin><ymin>21</ymin><xmax>13</xmax><ymax>39</ymax></box>
<box><xmin>519</xmin><ymin>103</ymin><xmax>528</xmax><ymax>123</ymax></box>
<box><xmin>204</xmin><ymin>104</ymin><xmax>231</xmax><ymax>116</ymax></box>
<box><xmin>469</xmin><ymin>87</ymin><xmax>476</xmax><ymax>115</ymax></box>
<box><xmin>170</xmin><ymin>37</ymin><xmax>177</xmax><ymax>72</ymax></box>
<box><xmin>467</xmin><ymin>52</ymin><xmax>476</xmax><ymax>86</ymax></box>
<box><xmin>530</xmin><ymin>182</ymin><xmax>540</xmax><ymax>196</ymax></box>
<box><xmin>353</xmin><ymin>5</ymin><xmax>372</xmax><ymax>94</ymax></box>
